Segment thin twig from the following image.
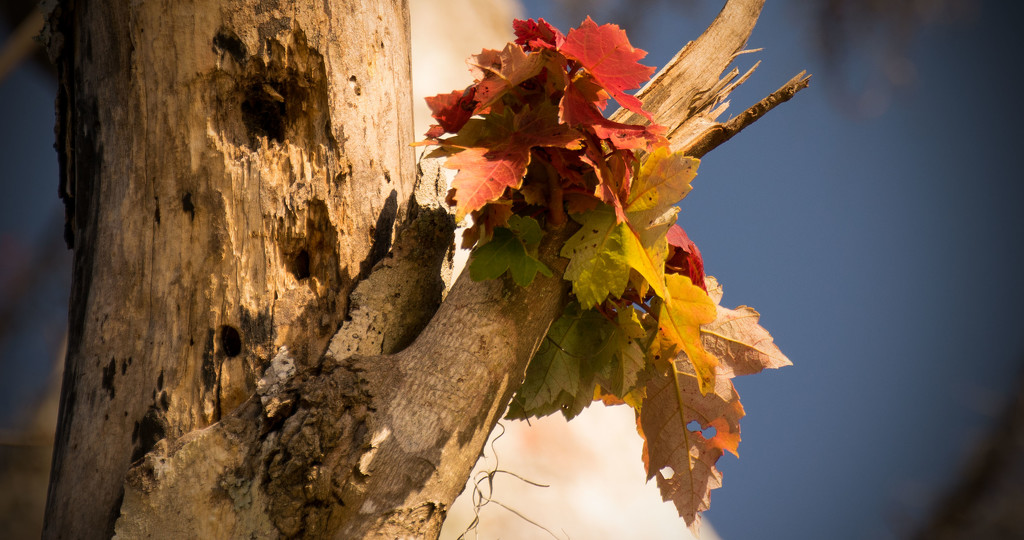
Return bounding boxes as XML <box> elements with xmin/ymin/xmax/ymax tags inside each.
<box><xmin>457</xmin><ymin>422</ymin><xmax>563</xmax><ymax>540</ymax></box>
<box><xmin>681</xmin><ymin>71</ymin><xmax>811</xmax><ymax>158</ymax></box>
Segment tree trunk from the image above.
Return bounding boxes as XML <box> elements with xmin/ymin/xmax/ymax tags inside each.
<box><xmin>44</xmin><ymin>0</ymin><xmax>416</xmax><ymax>536</ymax></box>
<box><xmin>42</xmin><ymin>0</ymin><xmax>800</xmax><ymax>537</ymax></box>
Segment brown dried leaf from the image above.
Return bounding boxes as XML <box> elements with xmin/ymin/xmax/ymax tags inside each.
<box><xmin>703</xmin><ymin>276</ymin><xmax>722</xmax><ymax>304</ymax></box>
<box><xmin>639</xmin><ymin>359</ymin><xmax>744</xmax><ymax>534</ymax></box>
<box><xmin>700</xmin><ymin>282</ymin><xmax>791</xmax><ymax>377</ymax></box>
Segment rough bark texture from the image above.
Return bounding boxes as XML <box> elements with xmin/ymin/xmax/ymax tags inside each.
<box><xmin>45</xmin><ymin>0</ymin><xmax>807</xmax><ymax>538</ymax></box>
<box><xmin>113</xmin><ymin>213</ymin><xmax>571</xmax><ymax>538</ymax></box>
<box><xmin>43</xmin><ymin>0</ymin><xmax>415</xmax><ymax>537</ymax></box>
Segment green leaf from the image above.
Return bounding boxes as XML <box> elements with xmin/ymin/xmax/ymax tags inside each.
<box><xmin>560</xmin><ymin>206</ymin><xmax>629</xmax><ymax>307</ymax></box>
<box><xmin>507</xmin><ymin>214</ymin><xmax>544</xmax><ymax>250</ymax></box>
<box><xmin>508</xmin><ymin>303</ymin><xmax>654</xmax><ymax>420</ymax></box>
<box><xmin>507</xmin><ymin>304</ymin><xmax>613</xmax><ymax>420</ymax></box>
<box><xmin>587</xmin><ymin>304</ymin><xmax>650</xmax><ymax>410</ymax></box>
<box><xmin>560</xmin><ymin>205</ymin><xmax>668</xmax><ymax>307</ymax></box>
<box><xmin>605</xmin><ymin>305</ymin><xmax>649</xmax><ymax>397</ymax></box>
<box><xmin>468</xmin><ymin>216</ymin><xmax>551</xmax><ymax>287</ymax></box>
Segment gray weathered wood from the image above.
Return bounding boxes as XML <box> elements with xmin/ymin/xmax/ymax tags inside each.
<box><xmin>43</xmin><ymin>0</ymin><xmax>415</xmax><ymax>537</ymax></box>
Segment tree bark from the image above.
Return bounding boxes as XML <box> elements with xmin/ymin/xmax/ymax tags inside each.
<box><xmin>43</xmin><ymin>0</ymin><xmax>802</xmax><ymax>538</ymax></box>
<box><xmin>43</xmin><ymin>0</ymin><xmax>415</xmax><ymax>537</ymax></box>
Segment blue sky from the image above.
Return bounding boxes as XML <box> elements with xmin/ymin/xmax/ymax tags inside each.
<box><xmin>2</xmin><ymin>1</ymin><xmax>1023</xmax><ymax>539</ymax></box>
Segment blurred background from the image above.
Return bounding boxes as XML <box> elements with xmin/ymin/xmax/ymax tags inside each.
<box><xmin>2</xmin><ymin>0</ymin><xmax>1022</xmax><ymax>538</ymax></box>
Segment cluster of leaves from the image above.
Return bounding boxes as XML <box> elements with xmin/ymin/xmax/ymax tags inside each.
<box><xmin>422</xmin><ymin>17</ymin><xmax>790</xmax><ymax>532</ymax></box>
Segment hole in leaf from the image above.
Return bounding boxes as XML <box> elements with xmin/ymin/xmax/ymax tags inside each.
<box><xmin>686</xmin><ymin>420</ymin><xmax>702</xmax><ymax>433</ymax></box>
<box><xmin>219</xmin><ymin>325</ymin><xmax>242</xmax><ymax>357</ymax></box>
<box><xmin>702</xmin><ymin>425</ymin><xmax>717</xmax><ymax>439</ymax></box>
<box><xmin>659</xmin><ymin>466</ymin><xmax>675</xmax><ymax>480</ymax></box>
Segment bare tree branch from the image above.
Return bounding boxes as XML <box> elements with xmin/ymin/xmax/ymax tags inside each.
<box><xmin>682</xmin><ymin>71</ymin><xmax>811</xmax><ymax>158</ymax></box>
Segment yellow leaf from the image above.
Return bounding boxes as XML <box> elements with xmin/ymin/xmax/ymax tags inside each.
<box><xmin>658</xmin><ymin>274</ymin><xmax>718</xmax><ymax>394</ymax></box>
<box><xmin>621</xmin><ymin>222</ymin><xmax>666</xmax><ymax>299</ymax></box>
<box><xmin>625</xmin><ymin>147</ymin><xmax>699</xmax><ymax>229</ymax></box>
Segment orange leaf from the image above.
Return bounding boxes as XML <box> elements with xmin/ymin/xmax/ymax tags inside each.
<box><xmin>446</xmin><ymin>147</ymin><xmax>530</xmax><ymax>221</ymax></box>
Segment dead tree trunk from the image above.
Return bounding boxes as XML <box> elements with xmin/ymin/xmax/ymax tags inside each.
<box><xmin>43</xmin><ymin>0</ymin><xmax>416</xmax><ymax>536</ymax></box>
<box><xmin>42</xmin><ymin>0</ymin><xmax>804</xmax><ymax>537</ymax></box>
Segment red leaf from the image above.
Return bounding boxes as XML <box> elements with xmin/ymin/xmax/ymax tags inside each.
<box><xmin>425</xmin><ymin>87</ymin><xmax>477</xmax><ymax>135</ymax></box>
<box><xmin>559</xmin><ymin>81</ymin><xmax>661</xmax><ymax>150</ymax></box>
<box><xmin>510</xmin><ymin>101</ymin><xmax>581</xmax><ymax>150</ymax></box>
<box><xmin>444</xmin><ymin>103</ymin><xmax>582</xmax><ymax>219</ymax></box>
<box><xmin>545</xmin><ymin>148</ymin><xmax>588</xmax><ymax>188</ymax></box>
<box><xmin>666</xmin><ymin>224</ymin><xmax>706</xmax><ymax>291</ymax></box>
<box><xmin>423</xmin><ymin>124</ymin><xmax>445</xmax><ymax>139</ymax></box>
<box><xmin>446</xmin><ymin>147</ymin><xmax>531</xmax><ymax>220</ymax></box>
<box><xmin>513</xmin><ymin>18</ymin><xmax>565</xmax><ymax>51</ymax></box>
<box><xmin>560</xmin><ymin>16</ymin><xmax>656</xmax><ymax>120</ymax></box>
<box><xmin>472</xmin><ymin>43</ymin><xmax>550</xmax><ymax>112</ymax></box>
<box><xmin>581</xmin><ymin>147</ymin><xmax>635</xmax><ymax>223</ymax></box>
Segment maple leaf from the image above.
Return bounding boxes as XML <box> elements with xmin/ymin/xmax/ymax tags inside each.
<box><xmin>560</xmin><ymin>16</ymin><xmax>656</xmax><ymax>121</ymax></box>
<box><xmin>460</xmin><ymin>201</ymin><xmax>513</xmax><ymax>249</ymax></box>
<box><xmin>467</xmin><ymin>48</ymin><xmax>503</xmax><ymax>82</ymax></box>
<box><xmin>625</xmin><ymin>147</ymin><xmax>698</xmax><ymax>229</ymax></box>
<box><xmin>561</xmin><ymin>151</ymin><xmax>698</xmax><ymax>307</ymax></box>
<box><xmin>639</xmin><ymin>358</ymin><xmax>744</xmax><ymax>534</ymax></box>
<box><xmin>509</xmin><ymin>101</ymin><xmax>582</xmax><ymax>149</ymax></box>
<box><xmin>704</xmin><ymin>276</ymin><xmax>723</xmax><ymax>304</ymax></box>
<box><xmin>444</xmin><ymin>104</ymin><xmax>581</xmax><ymax>219</ymax></box>
<box><xmin>560</xmin><ymin>206</ymin><xmax>667</xmax><ymax>307</ymax></box>
<box><xmin>560</xmin><ymin>207</ymin><xmax>630</xmax><ymax>307</ymax></box>
<box><xmin>513</xmin><ymin>17</ymin><xmax>566</xmax><ymax>51</ymax></box>
<box><xmin>568</xmin><ymin>71</ymin><xmax>611</xmax><ymax>111</ymax></box>
<box><xmin>666</xmin><ymin>224</ymin><xmax>706</xmax><ymax>291</ymax></box>
<box><xmin>700</xmin><ymin>284</ymin><xmax>792</xmax><ymax>377</ymax></box>
<box><xmin>469</xmin><ymin>216</ymin><xmax>552</xmax><ymax>287</ymax></box>
<box><xmin>657</xmin><ymin>274</ymin><xmax>718</xmax><ymax>394</ymax></box>
<box><xmin>560</xmin><ymin>80</ymin><xmax>661</xmax><ymax>150</ymax></box>
<box><xmin>594</xmin><ymin>305</ymin><xmax>649</xmax><ymax>399</ymax></box>
<box><xmin>545</xmin><ymin>148</ymin><xmax>589</xmax><ymax>189</ymax></box>
<box><xmin>446</xmin><ymin>147</ymin><xmax>530</xmax><ymax>221</ymax></box>
<box><xmin>580</xmin><ymin>148</ymin><xmax>630</xmax><ymax>222</ymax></box>
<box><xmin>424</xmin><ymin>87</ymin><xmax>477</xmax><ymax>135</ymax></box>
<box><xmin>510</xmin><ymin>302</ymin><xmax>650</xmax><ymax>420</ymax></box>
<box><xmin>471</xmin><ymin>42</ymin><xmax>551</xmax><ymax>111</ymax></box>
<box><xmin>507</xmin><ymin>304</ymin><xmax>611</xmax><ymax>420</ymax></box>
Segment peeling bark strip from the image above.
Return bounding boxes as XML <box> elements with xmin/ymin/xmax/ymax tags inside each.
<box><xmin>45</xmin><ymin>0</ymin><xmax>807</xmax><ymax>538</ymax></box>
<box><xmin>44</xmin><ymin>0</ymin><xmax>415</xmax><ymax>537</ymax></box>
